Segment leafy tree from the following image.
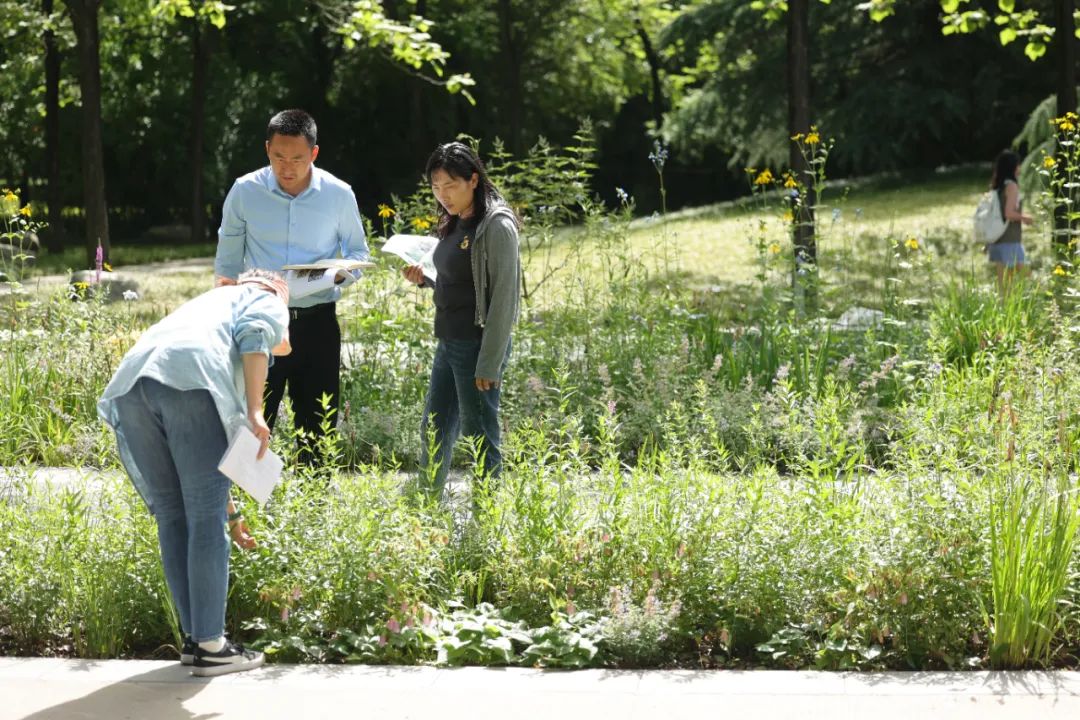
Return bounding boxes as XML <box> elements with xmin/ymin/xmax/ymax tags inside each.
<box><xmin>62</xmin><ymin>0</ymin><xmax>112</xmax><ymax>262</ymax></box>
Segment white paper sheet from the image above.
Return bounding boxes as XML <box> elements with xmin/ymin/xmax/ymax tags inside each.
<box><xmin>217</xmin><ymin>425</ymin><xmax>283</xmax><ymax>507</ymax></box>
<box><xmin>285</xmin><ymin>267</ymin><xmax>357</xmax><ymax>301</ymax></box>
<box><xmin>381</xmin><ymin>234</ymin><xmax>438</xmax><ymax>283</ymax></box>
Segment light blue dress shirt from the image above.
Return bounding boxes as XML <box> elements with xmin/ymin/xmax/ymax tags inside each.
<box><xmin>215</xmin><ymin>165</ymin><xmax>369</xmax><ymax>308</ymax></box>
<box><xmin>98</xmin><ymin>285</ymin><xmax>289</xmax><ymax>511</ymax></box>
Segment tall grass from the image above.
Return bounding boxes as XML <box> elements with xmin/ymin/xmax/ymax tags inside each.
<box><xmin>2</xmin><ymin>138</ymin><xmax>1080</xmax><ymax>668</ymax></box>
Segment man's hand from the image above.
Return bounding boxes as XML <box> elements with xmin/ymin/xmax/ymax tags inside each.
<box><xmin>216</xmin><ymin>275</ymin><xmax>238</xmax><ymax>288</ymax></box>
<box><xmin>475</xmin><ymin>377</ymin><xmax>499</xmax><ymax>392</ymax></box>
<box><xmin>249</xmin><ymin>409</ymin><xmax>271</xmax><ymax>459</ymax></box>
<box><xmin>402</xmin><ymin>264</ymin><xmax>425</xmax><ymax>286</ymax></box>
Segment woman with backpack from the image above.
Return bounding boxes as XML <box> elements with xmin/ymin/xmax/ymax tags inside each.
<box><xmin>988</xmin><ymin>149</ymin><xmax>1033</xmax><ymax>285</ymax></box>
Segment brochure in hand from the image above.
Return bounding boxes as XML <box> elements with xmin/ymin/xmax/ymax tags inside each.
<box><xmin>281</xmin><ymin>258</ymin><xmax>376</xmax><ymax>272</ymax></box>
<box><xmin>381</xmin><ymin>234</ymin><xmax>438</xmax><ymax>284</ymax></box>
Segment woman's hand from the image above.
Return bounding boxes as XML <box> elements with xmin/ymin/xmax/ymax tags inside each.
<box><xmin>402</xmin><ymin>264</ymin><xmax>425</xmax><ymax>286</ymax></box>
<box><xmin>229</xmin><ymin>517</ymin><xmax>257</xmax><ymax>550</ymax></box>
<box><xmin>249</xmin><ymin>409</ymin><xmax>271</xmax><ymax>459</ymax></box>
<box><xmin>475</xmin><ymin>377</ymin><xmax>500</xmax><ymax>391</ymax></box>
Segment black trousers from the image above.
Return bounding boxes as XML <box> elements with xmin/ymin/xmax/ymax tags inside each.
<box><xmin>264</xmin><ymin>302</ymin><xmax>341</xmax><ymax>456</ymax></box>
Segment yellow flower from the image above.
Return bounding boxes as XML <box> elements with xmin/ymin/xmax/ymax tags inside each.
<box><xmin>1056</xmin><ymin>114</ymin><xmax>1076</xmax><ymax>132</ymax></box>
<box><xmin>103</xmin><ymin>262</ymin><xmax>113</xmax><ymax>272</ymax></box>
<box><xmin>19</xmin><ymin>205</ymin><xmax>31</xmax><ymax>217</ymax></box>
<box><xmin>377</xmin><ymin>204</ymin><xmax>395</xmax><ymax>219</ymax></box>
<box><xmin>768</xmin><ymin>242</ymin><xmax>782</xmax><ymax>255</ymax></box>
<box><xmin>783</xmin><ymin>174</ymin><xmax>797</xmax><ymax>189</ymax></box>
<box><xmin>905</xmin><ymin>236</ymin><xmax>919</xmax><ymax>251</ymax></box>
<box><xmin>782</xmin><ymin>210</ymin><xmax>794</xmax><ymax>223</ymax></box>
<box><xmin>411</xmin><ymin>217</ymin><xmax>432</xmax><ymax>231</ymax></box>
<box><xmin>1053</xmin><ymin>265</ymin><xmax>1068</xmax><ymax>276</ymax></box>
<box><xmin>1043</xmin><ymin>156</ymin><xmax>1058</xmax><ymax>169</ymax></box>
<box><xmin>790</xmin><ymin>133</ymin><xmax>804</xmax><ymax>142</ymax></box>
<box><xmin>753</xmin><ymin>169</ymin><xmax>774</xmax><ymax>186</ymax></box>
<box><xmin>0</xmin><ymin>189</ymin><xmax>17</xmax><ymax>215</ymax></box>
<box><xmin>805</xmin><ymin>130</ymin><xmax>821</xmax><ymax>145</ymax></box>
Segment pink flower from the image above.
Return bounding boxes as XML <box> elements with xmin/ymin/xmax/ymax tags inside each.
<box><xmin>94</xmin><ymin>242</ymin><xmax>103</xmax><ymax>285</ymax></box>
<box><xmin>280</xmin><ymin>606</ymin><xmax>290</xmax><ymax>622</ymax></box>
<box><xmin>386</xmin><ymin>618</ymin><xmax>401</xmax><ymax>634</ymax></box>
<box><xmin>566</xmin><ymin>600</ymin><xmax>576</xmax><ymax>615</ymax></box>
<box><xmin>377</xmin><ymin>635</ymin><xmax>388</xmax><ymax>647</ymax></box>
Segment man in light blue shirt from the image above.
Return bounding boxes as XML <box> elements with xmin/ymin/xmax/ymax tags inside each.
<box><xmin>214</xmin><ymin>109</ymin><xmax>368</xmax><ymax>460</ymax></box>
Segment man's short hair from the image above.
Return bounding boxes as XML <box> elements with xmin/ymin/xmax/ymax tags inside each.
<box><xmin>267</xmin><ymin>109</ymin><xmax>317</xmax><ymax>147</ymax></box>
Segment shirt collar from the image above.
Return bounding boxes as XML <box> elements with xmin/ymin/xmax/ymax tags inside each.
<box><xmin>264</xmin><ymin>165</ymin><xmax>323</xmax><ymax>198</ymax></box>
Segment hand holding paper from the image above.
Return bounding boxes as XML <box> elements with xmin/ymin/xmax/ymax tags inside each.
<box><xmin>286</xmin><ymin>266</ymin><xmax>358</xmax><ymax>301</ymax></box>
<box><xmin>382</xmin><ymin>234</ymin><xmax>438</xmax><ymax>284</ymax></box>
<box><xmin>217</xmin><ymin>425</ymin><xmax>284</xmax><ymax>507</ymax></box>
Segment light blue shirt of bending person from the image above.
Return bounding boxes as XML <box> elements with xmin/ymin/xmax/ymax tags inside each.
<box><xmin>98</xmin><ymin>285</ymin><xmax>288</xmax><ymax>512</ymax></box>
<box><xmin>214</xmin><ymin>165</ymin><xmax>369</xmax><ymax>308</ymax></box>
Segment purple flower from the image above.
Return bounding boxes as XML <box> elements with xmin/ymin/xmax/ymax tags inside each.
<box><xmin>94</xmin><ymin>242</ymin><xmax>103</xmax><ymax>285</ymax></box>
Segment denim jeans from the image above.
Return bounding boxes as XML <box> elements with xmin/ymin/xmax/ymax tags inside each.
<box><xmin>113</xmin><ymin>377</ymin><xmax>231</xmax><ymax>642</ymax></box>
<box><xmin>420</xmin><ymin>338</ymin><xmax>508</xmax><ymax>495</ymax></box>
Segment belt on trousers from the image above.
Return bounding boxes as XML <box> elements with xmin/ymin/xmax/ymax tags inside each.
<box><xmin>289</xmin><ymin>302</ymin><xmax>335</xmax><ymax>321</ymax></box>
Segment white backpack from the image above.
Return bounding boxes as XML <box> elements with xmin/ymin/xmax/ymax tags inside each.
<box><xmin>973</xmin><ymin>188</ymin><xmax>1008</xmax><ymax>245</ymax></box>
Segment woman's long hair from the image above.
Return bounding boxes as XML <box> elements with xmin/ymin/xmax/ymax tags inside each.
<box><xmin>991</xmin><ymin>149</ymin><xmax>1021</xmax><ymax>190</ymax></box>
<box><xmin>425</xmin><ymin>142</ymin><xmax>514</xmax><ymax>239</ymax></box>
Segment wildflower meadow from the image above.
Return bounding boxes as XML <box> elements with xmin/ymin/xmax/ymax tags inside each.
<box><xmin>2</xmin><ymin>124</ymin><xmax>1080</xmax><ymax>673</ymax></box>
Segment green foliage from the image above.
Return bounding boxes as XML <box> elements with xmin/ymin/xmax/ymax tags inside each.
<box><xmin>3</xmin><ymin>134</ymin><xmax>1080</xmax><ymax>670</ymax></box>
<box><xmin>0</xmin><ymin>189</ymin><xmax>44</xmax><ymax>282</ymax></box>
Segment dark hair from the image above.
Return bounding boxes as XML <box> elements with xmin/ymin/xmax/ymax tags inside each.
<box><xmin>425</xmin><ymin>141</ymin><xmax>516</xmax><ymax>238</ymax></box>
<box><xmin>267</xmin><ymin>109</ymin><xmax>317</xmax><ymax>147</ymax></box>
<box><xmin>991</xmin><ymin>149</ymin><xmax>1020</xmax><ymax>190</ymax></box>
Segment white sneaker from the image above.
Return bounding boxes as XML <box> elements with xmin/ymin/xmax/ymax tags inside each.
<box><xmin>191</xmin><ymin>641</ymin><xmax>264</xmax><ymax>677</ymax></box>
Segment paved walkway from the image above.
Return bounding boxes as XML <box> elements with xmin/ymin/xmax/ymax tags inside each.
<box><xmin>2</xmin><ymin>657</ymin><xmax>1080</xmax><ymax>719</ymax></box>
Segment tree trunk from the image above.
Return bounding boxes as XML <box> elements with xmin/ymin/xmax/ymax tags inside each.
<box><xmin>1054</xmin><ymin>0</ymin><xmax>1076</xmax><ymax>263</ymax></box>
<box><xmin>634</xmin><ymin>17</ymin><xmax>665</xmax><ymax>129</ymax></box>
<box><xmin>497</xmin><ymin>0</ymin><xmax>525</xmax><ymax>155</ymax></box>
<box><xmin>43</xmin><ymin>0</ymin><xmax>64</xmax><ymax>253</ymax></box>
<box><xmin>190</xmin><ymin>21</ymin><xmax>212</xmax><ymax>244</ymax></box>
<box><xmin>409</xmin><ymin>0</ymin><xmax>429</xmax><ymax>164</ymax></box>
<box><xmin>787</xmin><ymin>0</ymin><xmax>816</xmax><ymax>301</ymax></box>
<box><xmin>65</xmin><ymin>0</ymin><xmax>110</xmax><ymax>265</ymax></box>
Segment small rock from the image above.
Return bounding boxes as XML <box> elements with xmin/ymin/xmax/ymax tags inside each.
<box><xmin>832</xmin><ymin>306</ymin><xmax>884</xmax><ymax>332</ymax></box>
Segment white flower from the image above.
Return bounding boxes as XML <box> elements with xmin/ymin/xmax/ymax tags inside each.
<box><xmin>122</xmin><ymin>290</ymin><xmax>139</xmax><ymax>301</ymax></box>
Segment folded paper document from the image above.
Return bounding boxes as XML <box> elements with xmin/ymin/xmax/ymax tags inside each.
<box><xmin>281</xmin><ymin>258</ymin><xmax>375</xmax><ymax>272</ymax></box>
<box><xmin>381</xmin><ymin>234</ymin><xmax>438</xmax><ymax>283</ymax></box>
<box><xmin>286</xmin><ymin>266</ymin><xmax>357</xmax><ymax>301</ymax></box>
<box><xmin>217</xmin><ymin>425</ymin><xmax>283</xmax><ymax>507</ymax></box>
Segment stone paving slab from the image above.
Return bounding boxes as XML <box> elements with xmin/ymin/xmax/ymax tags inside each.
<box><xmin>3</xmin><ymin>658</ymin><xmax>1080</xmax><ymax>720</ymax></box>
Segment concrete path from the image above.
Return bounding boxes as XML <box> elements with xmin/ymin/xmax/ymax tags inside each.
<box><xmin>2</xmin><ymin>657</ymin><xmax>1080</xmax><ymax>719</ymax></box>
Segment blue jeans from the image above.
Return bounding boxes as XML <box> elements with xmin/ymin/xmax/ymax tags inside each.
<box><xmin>113</xmin><ymin>377</ymin><xmax>231</xmax><ymax>642</ymax></box>
<box><xmin>420</xmin><ymin>338</ymin><xmax>508</xmax><ymax>495</ymax></box>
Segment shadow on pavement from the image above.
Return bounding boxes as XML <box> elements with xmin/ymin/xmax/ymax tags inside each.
<box><xmin>20</xmin><ymin>663</ymin><xmax>214</xmax><ymax>720</ymax></box>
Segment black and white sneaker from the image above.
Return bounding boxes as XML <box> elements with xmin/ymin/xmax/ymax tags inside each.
<box><xmin>191</xmin><ymin>641</ymin><xmax>264</xmax><ymax>677</ymax></box>
<box><xmin>180</xmin><ymin>636</ymin><xmax>196</xmax><ymax>666</ymax></box>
